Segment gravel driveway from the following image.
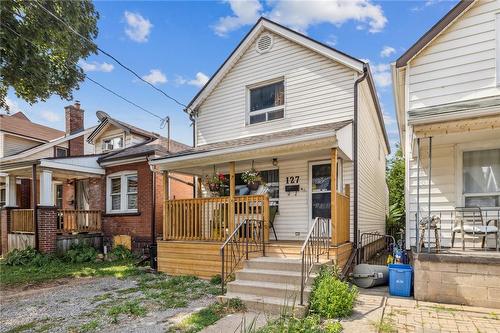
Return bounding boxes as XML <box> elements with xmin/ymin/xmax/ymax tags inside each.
<box><xmin>0</xmin><ymin>274</ymin><xmax>218</xmax><ymax>333</ymax></box>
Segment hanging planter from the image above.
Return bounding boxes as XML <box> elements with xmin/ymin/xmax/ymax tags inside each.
<box><xmin>241</xmin><ymin>167</ymin><xmax>262</xmax><ymax>191</ymax></box>
<box><xmin>206</xmin><ymin>169</ymin><xmax>227</xmax><ymax>195</ymax></box>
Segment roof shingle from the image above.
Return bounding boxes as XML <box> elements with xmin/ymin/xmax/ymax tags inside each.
<box><xmin>0</xmin><ymin>112</ymin><xmax>65</xmax><ymax>142</ymax></box>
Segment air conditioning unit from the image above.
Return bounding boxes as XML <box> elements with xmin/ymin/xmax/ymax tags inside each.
<box><xmin>102</xmin><ymin>142</ymin><xmax>114</xmax><ymax>151</ymax></box>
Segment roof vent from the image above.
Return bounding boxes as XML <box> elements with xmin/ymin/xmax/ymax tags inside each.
<box><xmin>256</xmin><ymin>34</ymin><xmax>273</xmax><ymax>54</ymax></box>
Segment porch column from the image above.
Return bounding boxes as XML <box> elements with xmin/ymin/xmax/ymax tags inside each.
<box><xmin>5</xmin><ymin>175</ymin><xmax>17</xmax><ymax>207</ymax></box>
<box><xmin>163</xmin><ymin>171</ymin><xmax>169</xmax><ymax>240</ymax></box>
<box><xmin>229</xmin><ymin>162</ymin><xmax>235</xmax><ymax>232</ymax></box>
<box><xmin>331</xmin><ymin>148</ymin><xmax>338</xmax><ymax>245</ymax></box>
<box><xmin>39</xmin><ymin>169</ymin><xmax>54</xmax><ymax>206</ymax></box>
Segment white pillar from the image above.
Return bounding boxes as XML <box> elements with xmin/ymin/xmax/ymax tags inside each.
<box><xmin>39</xmin><ymin>170</ymin><xmax>53</xmax><ymax>206</ymax></box>
<box><xmin>5</xmin><ymin>175</ymin><xmax>17</xmax><ymax>207</ymax></box>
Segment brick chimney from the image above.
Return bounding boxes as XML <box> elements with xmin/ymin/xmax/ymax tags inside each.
<box><xmin>65</xmin><ymin>101</ymin><xmax>84</xmax><ymax>156</ymax></box>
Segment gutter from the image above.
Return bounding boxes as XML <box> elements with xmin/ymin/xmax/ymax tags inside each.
<box><xmin>353</xmin><ymin>65</ymin><xmax>369</xmax><ymax>247</ymax></box>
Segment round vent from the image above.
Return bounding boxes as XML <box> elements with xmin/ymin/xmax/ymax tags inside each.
<box><xmin>256</xmin><ymin>34</ymin><xmax>273</xmax><ymax>54</ymax></box>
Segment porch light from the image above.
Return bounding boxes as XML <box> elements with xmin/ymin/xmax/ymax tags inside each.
<box><xmin>272</xmin><ymin>158</ymin><xmax>278</xmax><ymax>167</ymax></box>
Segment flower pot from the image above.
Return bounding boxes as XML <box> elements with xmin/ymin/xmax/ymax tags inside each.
<box><xmin>209</xmin><ymin>183</ymin><xmax>220</xmax><ymax>192</ymax></box>
<box><xmin>247</xmin><ymin>181</ymin><xmax>260</xmax><ymax>191</ymax></box>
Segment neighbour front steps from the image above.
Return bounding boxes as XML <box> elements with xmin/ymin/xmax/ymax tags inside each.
<box><xmin>219</xmin><ymin>256</ymin><xmax>325</xmax><ymax>316</ymax></box>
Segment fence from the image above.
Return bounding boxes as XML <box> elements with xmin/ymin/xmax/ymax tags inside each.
<box><xmin>57</xmin><ymin>210</ymin><xmax>102</xmax><ymax>233</ymax></box>
<box><xmin>11</xmin><ymin>209</ymin><xmax>35</xmax><ymax>233</ymax></box>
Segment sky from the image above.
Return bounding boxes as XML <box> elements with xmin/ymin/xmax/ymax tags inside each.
<box><xmin>4</xmin><ymin>0</ymin><xmax>461</xmax><ymax>153</ymax></box>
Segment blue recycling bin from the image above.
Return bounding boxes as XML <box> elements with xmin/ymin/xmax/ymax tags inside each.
<box><xmin>388</xmin><ymin>264</ymin><xmax>413</xmax><ymax>297</ymax></box>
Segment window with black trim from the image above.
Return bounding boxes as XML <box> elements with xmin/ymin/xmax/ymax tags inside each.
<box><xmin>248</xmin><ymin>80</ymin><xmax>284</xmax><ymax>124</ymax></box>
<box><xmin>55</xmin><ymin>147</ymin><xmax>68</xmax><ymax>157</ymax></box>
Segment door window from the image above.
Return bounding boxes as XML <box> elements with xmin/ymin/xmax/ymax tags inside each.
<box><xmin>311</xmin><ymin>163</ymin><xmax>331</xmax><ymax>219</ymax></box>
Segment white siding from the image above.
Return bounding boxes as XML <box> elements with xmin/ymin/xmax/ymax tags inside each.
<box><xmin>94</xmin><ymin>126</ymin><xmax>148</xmax><ymax>154</ymax></box>
<box><xmin>2</xmin><ymin>133</ymin><xmax>41</xmax><ymax>157</ymax></box>
<box><xmin>409</xmin><ymin>0</ymin><xmax>500</xmax><ymax>109</ymax></box>
<box><xmin>357</xmin><ymin>82</ymin><xmax>387</xmax><ymax>236</ymax></box>
<box><xmin>196</xmin><ymin>30</ymin><xmax>356</xmax><ymax>145</ymax></box>
<box><xmin>0</xmin><ymin>133</ymin><xmax>3</xmax><ymax>158</ymax></box>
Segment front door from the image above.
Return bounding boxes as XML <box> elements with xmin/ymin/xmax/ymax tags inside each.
<box><xmin>309</xmin><ymin>162</ymin><xmax>331</xmax><ymax>228</ymax></box>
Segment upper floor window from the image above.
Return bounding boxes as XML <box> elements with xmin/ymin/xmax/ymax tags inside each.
<box><xmin>102</xmin><ymin>136</ymin><xmax>124</xmax><ymax>152</ymax></box>
<box><xmin>463</xmin><ymin>148</ymin><xmax>500</xmax><ymax>208</ymax></box>
<box><xmin>55</xmin><ymin>147</ymin><xmax>68</xmax><ymax>157</ymax></box>
<box><xmin>248</xmin><ymin>80</ymin><xmax>284</xmax><ymax>125</ymax></box>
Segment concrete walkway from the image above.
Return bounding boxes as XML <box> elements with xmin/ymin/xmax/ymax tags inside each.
<box><xmin>343</xmin><ymin>287</ymin><xmax>500</xmax><ymax>333</ymax></box>
<box><xmin>200</xmin><ymin>311</ymin><xmax>270</xmax><ymax>333</ymax></box>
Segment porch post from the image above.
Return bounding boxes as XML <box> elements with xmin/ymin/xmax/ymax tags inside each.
<box><xmin>163</xmin><ymin>171</ymin><xmax>169</xmax><ymax>240</ymax></box>
<box><xmin>229</xmin><ymin>162</ymin><xmax>235</xmax><ymax>233</ymax></box>
<box><xmin>5</xmin><ymin>175</ymin><xmax>17</xmax><ymax>207</ymax></box>
<box><xmin>331</xmin><ymin>148</ymin><xmax>338</xmax><ymax>246</ymax></box>
<box><xmin>32</xmin><ymin>164</ymin><xmax>38</xmax><ymax>250</ymax></box>
<box><xmin>39</xmin><ymin>169</ymin><xmax>54</xmax><ymax>206</ymax></box>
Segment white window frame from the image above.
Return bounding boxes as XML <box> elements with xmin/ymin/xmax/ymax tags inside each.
<box><xmin>0</xmin><ymin>185</ymin><xmax>5</xmax><ymax>207</ymax></box>
<box><xmin>106</xmin><ymin>171</ymin><xmax>138</xmax><ymax>213</ymax></box>
<box><xmin>102</xmin><ymin>134</ymin><xmax>125</xmax><ymax>152</ymax></box>
<box><xmin>55</xmin><ymin>147</ymin><xmax>68</xmax><ymax>157</ymax></box>
<box><xmin>456</xmin><ymin>142</ymin><xmax>500</xmax><ymax>208</ymax></box>
<box><xmin>246</xmin><ymin>77</ymin><xmax>286</xmax><ymax>126</ymax></box>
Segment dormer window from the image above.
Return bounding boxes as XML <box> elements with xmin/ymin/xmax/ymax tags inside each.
<box><xmin>248</xmin><ymin>79</ymin><xmax>285</xmax><ymax>125</ymax></box>
<box><xmin>102</xmin><ymin>136</ymin><xmax>124</xmax><ymax>151</ymax></box>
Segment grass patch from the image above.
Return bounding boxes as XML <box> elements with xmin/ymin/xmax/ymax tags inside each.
<box><xmin>257</xmin><ymin>315</ymin><xmax>342</xmax><ymax>333</ymax></box>
<box><xmin>78</xmin><ymin>320</ymin><xmax>100</xmax><ymax>332</ymax></box>
<box><xmin>429</xmin><ymin>305</ymin><xmax>459</xmax><ymax>313</ymax></box>
<box><xmin>372</xmin><ymin>318</ymin><xmax>397</xmax><ymax>333</ymax></box>
<box><xmin>107</xmin><ymin>300</ymin><xmax>147</xmax><ymax>323</ymax></box>
<box><xmin>487</xmin><ymin>312</ymin><xmax>498</xmax><ymax>320</ymax></box>
<box><xmin>4</xmin><ymin>321</ymin><xmax>37</xmax><ymax>333</ymax></box>
<box><xmin>168</xmin><ymin>299</ymin><xmax>246</xmax><ymax>333</ymax></box>
<box><xmin>91</xmin><ymin>292</ymin><xmax>113</xmax><ymax>303</ymax></box>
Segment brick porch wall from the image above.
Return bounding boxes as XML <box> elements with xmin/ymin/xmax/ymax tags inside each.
<box><xmin>37</xmin><ymin>206</ymin><xmax>58</xmax><ymax>254</ymax></box>
<box><xmin>414</xmin><ymin>253</ymin><xmax>500</xmax><ymax>309</ymax></box>
<box><xmin>1</xmin><ymin>208</ymin><xmax>12</xmax><ymax>254</ymax></box>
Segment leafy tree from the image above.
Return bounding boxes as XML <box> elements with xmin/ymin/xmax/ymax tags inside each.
<box><xmin>386</xmin><ymin>145</ymin><xmax>405</xmax><ymax>238</ymax></box>
<box><xmin>0</xmin><ymin>0</ymin><xmax>99</xmax><ymax>111</ymax></box>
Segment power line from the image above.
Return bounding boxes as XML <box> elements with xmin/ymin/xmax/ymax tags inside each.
<box><xmin>1</xmin><ymin>21</ymin><xmax>165</xmax><ymax>122</ymax></box>
<box><xmin>31</xmin><ymin>0</ymin><xmax>190</xmax><ymax>112</ymax></box>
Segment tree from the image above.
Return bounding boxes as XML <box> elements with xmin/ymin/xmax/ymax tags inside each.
<box><xmin>386</xmin><ymin>145</ymin><xmax>405</xmax><ymax>239</ymax></box>
<box><xmin>0</xmin><ymin>0</ymin><xmax>99</xmax><ymax>111</ymax></box>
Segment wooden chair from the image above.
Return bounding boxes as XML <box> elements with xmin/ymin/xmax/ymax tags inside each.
<box><xmin>418</xmin><ymin>215</ymin><xmax>441</xmax><ymax>252</ymax></box>
<box><xmin>452</xmin><ymin>207</ymin><xmax>499</xmax><ymax>251</ymax></box>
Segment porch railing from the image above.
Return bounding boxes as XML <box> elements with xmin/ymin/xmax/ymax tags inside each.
<box><xmin>414</xmin><ymin>208</ymin><xmax>500</xmax><ymax>252</ymax></box>
<box><xmin>57</xmin><ymin>210</ymin><xmax>102</xmax><ymax>233</ymax></box>
<box><xmin>164</xmin><ymin>195</ymin><xmax>269</xmax><ymax>242</ymax></box>
<box><xmin>11</xmin><ymin>209</ymin><xmax>35</xmax><ymax>233</ymax></box>
<box><xmin>300</xmin><ymin>217</ymin><xmax>330</xmax><ymax>305</ymax></box>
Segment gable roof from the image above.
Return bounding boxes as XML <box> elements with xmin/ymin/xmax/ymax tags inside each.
<box><xmin>0</xmin><ymin>112</ymin><xmax>65</xmax><ymax>142</ymax></box>
<box><xmin>87</xmin><ymin>111</ymin><xmax>159</xmax><ymax>143</ymax></box>
<box><xmin>396</xmin><ymin>0</ymin><xmax>475</xmax><ymax>68</ymax></box>
<box><xmin>186</xmin><ymin>17</ymin><xmax>364</xmax><ymax>114</ymax></box>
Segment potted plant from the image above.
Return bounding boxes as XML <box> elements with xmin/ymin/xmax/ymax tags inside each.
<box><xmin>206</xmin><ymin>173</ymin><xmax>226</xmax><ymax>194</ymax></box>
<box><xmin>241</xmin><ymin>168</ymin><xmax>262</xmax><ymax>191</ymax></box>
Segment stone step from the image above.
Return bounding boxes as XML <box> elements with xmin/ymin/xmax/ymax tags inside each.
<box><xmin>244</xmin><ymin>257</ymin><xmax>303</xmax><ymax>271</ymax></box>
<box><xmin>219</xmin><ymin>292</ymin><xmax>307</xmax><ymax>317</ymax></box>
<box><xmin>226</xmin><ymin>279</ymin><xmax>312</xmax><ymax>300</ymax></box>
<box><xmin>236</xmin><ymin>268</ymin><xmax>311</xmax><ymax>285</ymax></box>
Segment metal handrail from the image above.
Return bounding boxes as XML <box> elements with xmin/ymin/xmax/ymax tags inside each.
<box><xmin>220</xmin><ymin>218</ymin><xmax>265</xmax><ymax>293</ymax></box>
<box><xmin>300</xmin><ymin>217</ymin><xmax>330</xmax><ymax>305</ymax></box>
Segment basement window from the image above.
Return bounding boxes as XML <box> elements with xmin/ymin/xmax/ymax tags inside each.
<box><xmin>248</xmin><ymin>80</ymin><xmax>285</xmax><ymax>125</ymax></box>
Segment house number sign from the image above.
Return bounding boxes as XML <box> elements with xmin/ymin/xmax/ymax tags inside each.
<box><xmin>285</xmin><ymin>176</ymin><xmax>300</xmax><ymax>193</ymax></box>
<box><xmin>286</xmin><ymin>176</ymin><xmax>300</xmax><ymax>184</ymax></box>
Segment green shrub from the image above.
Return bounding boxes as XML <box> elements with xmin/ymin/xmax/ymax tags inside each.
<box><xmin>258</xmin><ymin>314</ymin><xmax>342</xmax><ymax>333</ymax></box>
<box><xmin>64</xmin><ymin>243</ymin><xmax>97</xmax><ymax>263</ymax></box>
<box><xmin>4</xmin><ymin>247</ymin><xmax>56</xmax><ymax>267</ymax></box>
<box><xmin>110</xmin><ymin>245</ymin><xmax>134</xmax><ymax>260</ymax></box>
<box><xmin>309</xmin><ymin>266</ymin><xmax>358</xmax><ymax>319</ymax></box>
<box><xmin>210</xmin><ymin>274</ymin><xmax>222</xmax><ymax>285</ymax></box>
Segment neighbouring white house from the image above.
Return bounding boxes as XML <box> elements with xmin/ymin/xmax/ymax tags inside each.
<box><xmin>149</xmin><ymin>17</ymin><xmax>389</xmax><ymax>312</ymax></box>
<box><xmin>392</xmin><ymin>0</ymin><xmax>500</xmax><ymax>308</ymax></box>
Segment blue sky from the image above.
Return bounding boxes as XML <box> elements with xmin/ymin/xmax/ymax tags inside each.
<box><xmin>5</xmin><ymin>0</ymin><xmax>460</xmax><ymax>152</ymax></box>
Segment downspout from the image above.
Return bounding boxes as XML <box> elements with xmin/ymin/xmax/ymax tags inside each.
<box><xmin>353</xmin><ymin>65</ymin><xmax>368</xmax><ymax>248</ymax></box>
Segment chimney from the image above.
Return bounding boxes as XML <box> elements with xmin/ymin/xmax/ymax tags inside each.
<box><xmin>64</xmin><ymin>101</ymin><xmax>85</xmax><ymax>156</ymax></box>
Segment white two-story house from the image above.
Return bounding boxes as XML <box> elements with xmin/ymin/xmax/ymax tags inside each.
<box><xmin>392</xmin><ymin>0</ymin><xmax>500</xmax><ymax>308</ymax></box>
<box><xmin>150</xmin><ymin>17</ymin><xmax>389</xmax><ymax>312</ymax></box>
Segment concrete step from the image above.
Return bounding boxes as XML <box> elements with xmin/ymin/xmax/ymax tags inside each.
<box><xmin>226</xmin><ymin>279</ymin><xmax>312</xmax><ymax>300</ymax></box>
<box><xmin>236</xmin><ymin>268</ymin><xmax>312</xmax><ymax>285</ymax></box>
<box><xmin>244</xmin><ymin>257</ymin><xmax>303</xmax><ymax>271</ymax></box>
<box><xmin>219</xmin><ymin>292</ymin><xmax>307</xmax><ymax>317</ymax></box>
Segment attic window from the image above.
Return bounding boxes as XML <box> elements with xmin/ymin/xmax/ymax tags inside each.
<box><xmin>256</xmin><ymin>34</ymin><xmax>273</xmax><ymax>54</ymax></box>
<box><xmin>102</xmin><ymin>136</ymin><xmax>124</xmax><ymax>151</ymax></box>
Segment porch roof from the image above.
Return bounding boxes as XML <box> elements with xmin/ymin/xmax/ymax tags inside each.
<box><xmin>150</xmin><ymin>120</ymin><xmax>352</xmax><ymax>170</ymax></box>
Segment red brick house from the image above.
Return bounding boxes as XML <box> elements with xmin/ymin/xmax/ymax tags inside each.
<box><xmin>1</xmin><ymin>103</ymin><xmax>192</xmax><ymax>254</ymax></box>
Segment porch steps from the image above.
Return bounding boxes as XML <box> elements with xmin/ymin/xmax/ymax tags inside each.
<box><xmin>219</xmin><ymin>256</ymin><xmax>327</xmax><ymax>317</ymax></box>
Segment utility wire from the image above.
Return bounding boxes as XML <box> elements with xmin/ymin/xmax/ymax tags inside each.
<box><xmin>31</xmin><ymin>0</ymin><xmax>190</xmax><ymax>112</ymax></box>
<box><xmin>1</xmin><ymin>21</ymin><xmax>165</xmax><ymax>122</ymax></box>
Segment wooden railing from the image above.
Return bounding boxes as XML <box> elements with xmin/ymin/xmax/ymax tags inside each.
<box><xmin>11</xmin><ymin>209</ymin><xmax>35</xmax><ymax>233</ymax></box>
<box><xmin>57</xmin><ymin>210</ymin><xmax>102</xmax><ymax>233</ymax></box>
<box><xmin>164</xmin><ymin>195</ymin><xmax>269</xmax><ymax>242</ymax></box>
<box><xmin>333</xmin><ymin>186</ymin><xmax>351</xmax><ymax>245</ymax></box>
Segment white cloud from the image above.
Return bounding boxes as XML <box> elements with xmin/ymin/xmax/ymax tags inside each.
<box><xmin>370</xmin><ymin>62</ymin><xmax>392</xmax><ymax>88</ymax></box>
<box><xmin>124</xmin><ymin>11</ymin><xmax>153</xmax><ymax>43</ymax></box>
<box><xmin>325</xmin><ymin>35</ymin><xmax>338</xmax><ymax>47</ymax></box>
<box><xmin>5</xmin><ymin>97</ymin><xmax>22</xmax><ymax>114</ymax></box>
<box><xmin>176</xmin><ymin>72</ymin><xmax>210</xmax><ymax>88</ymax></box>
<box><xmin>214</xmin><ymin>0</ymin><xmax>387</xmax><ymax>36</ymax></box>
<box><xmin>40</xmin><ymin>110</ymin><xmax>61</xmax><ymax>122</ymax></box>
<box><xmin>380</xmin><ymin>46</ymin><xmax>396</xmax><ymax>58</ymax></box>
<box><xmin>214</xmin><ymin>0</ymin><xmax>262</xmax><ymax>37</ymax></box>
<box><xmin>383</xmin><ymin>111</ymin><xmax>395</xmax><ymax>126</ymax></box>
<box><xmin>79</xmin><ymin>60</ymin><xmax>114</xmax><ymax>73</ymax></box>
<box><xmin>142</xmin><ymin>69</ymin><xmax>167</xmax><ymax>85</ymax></box>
